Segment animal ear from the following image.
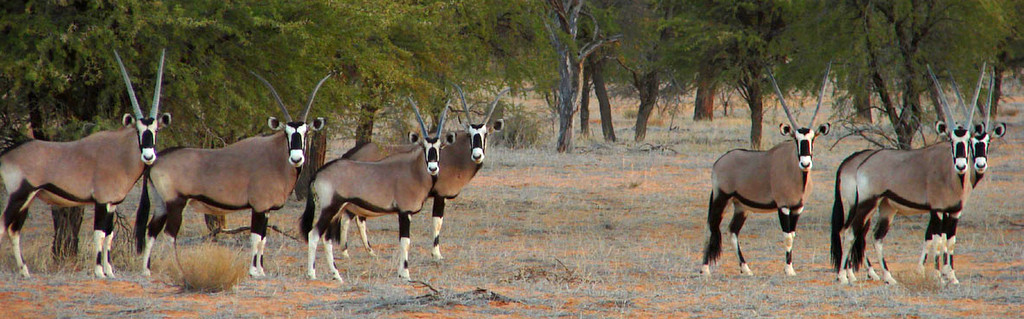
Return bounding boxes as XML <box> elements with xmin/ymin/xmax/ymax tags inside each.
<box><xmin>935</xmin><ymin>121</ymin><xmax>948</xmax><ymax>134</ymax></box>
<box><xmin>408</xmin><ymin>132</ymin><xmax>420</xmax><ymax>143</ymax></box>
<box><xmin>779</xmin><ymin>123</ymin><xmax>791</xmax><ymax>136</ymax></box>
<box><xmin>445</xmin><ymin>132</ymin><xmax>457</xmax><ymax>144</ymax></box>
<box><xmin>993</xmin><ymin>122</ymin><xmax>1006</xmax><ymax>137</ymax></box>
<box><xmin>122</xmin><ymin>114</ymin><xmax>136</xmax><ymax>127</ymax></box>
<box><xmin>159</xmin><ymin>113</ymin><xmax>172</xmax><ymax>126</ymax></box>
<box><xmin>491</xmin><ymin>119</ymin><xmax>504</xmax><ymax>132</ymax></box>
<box><xmin>311</xmin><ymin>117</ymin><xmax>326</xmax><ymax>131</ymax></box>
<box><xmin>817</xmin><ymin>123</ymin><xmax>830</xmax><ymax>135</ymax></box>
<box><xmin>268</xmin><ymin>117</ymin><xmax>282</xmax><ymax>131</ymax></box>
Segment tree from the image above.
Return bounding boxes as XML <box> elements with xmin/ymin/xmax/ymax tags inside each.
<box><xmin>545</xmin><ymin>0</ymin><xmax>620</xmax><ymax>152</ymax></box>
<box><xmin>664</xmin><ymin>0</ymin><xmax>792</xmax><ymax>149</ymax></box>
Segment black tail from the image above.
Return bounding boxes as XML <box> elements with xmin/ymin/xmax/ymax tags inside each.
<box><xmin>850</xmin><ymin>217</ymin><xmax>869</xmax><ymax>271</ymax></box>
<box><xmin>830</xmin><ymin>171</ymin><xmax>845</xmax><ymax>271</ymax></box>
<box><xmin>328</xmin><ymin>212</ymin><xmax>343</xmax><ymax>243</ymax></box>
<box><xmin>702</xmin><ymin>191</ymin><xmax>729</xmax><ymax>265</ymax></box>
<box><xmin>300</xmin><ymin>180</ymin><xmax>316</xmax><ymax>242</ymax></box>
<box><xmin>134</xmin><ymin>170</ymin><xmax>151</xmax><ymax>253</ymax></box>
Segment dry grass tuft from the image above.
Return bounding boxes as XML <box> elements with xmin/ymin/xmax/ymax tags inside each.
<box><xmin>500</xmin><ymin>259</ymin><xmax>595</xmax><ymax>285</ymax></box>
<box><xmin>155</xmin><ymin>243</ymin><xmax>246</xmax><ymax>293</ymax></box>
<box><xmin>893</xmin><ymin>268</ymin><xmax>943</xmax><ymax>293</ymax></box>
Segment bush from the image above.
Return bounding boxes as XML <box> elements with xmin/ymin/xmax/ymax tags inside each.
<box><xmin>156</xmin><ymin>244</ymin><xmax>247</xmax><ymax>293</ymax></box>
<box><xmin>492</xmin><ymin>101</ymin><xmax>545</xmax><ymax>149</ymax></box>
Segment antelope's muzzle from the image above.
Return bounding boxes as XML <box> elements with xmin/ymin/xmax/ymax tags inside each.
<box><xmin>140</xmin><ymin>130</ymin><xmax>156</xmax><ymax>164</ymax></box>
<box><xmin>289</xmin><ymin>149</ymin><xmax>305</xmax><ymax>167</ymax></box>
<box><xmin>974</xmin><ymin>157</ymin><xmax>988</xmax><ymax>173</ymax></box>
<box><xmin>472</xmin><ymin>148</ymin><xmax>485</xmax><ymax>163</ymax></box>
<box><xmin>798</xmin><ymin>156</ymin><xmax>813</xmax><ymax>171</ymax></box>
<box><xmin>141</xmin><ymin>148</ymin><xmax>156</xmax><ymax>165</ymax></box>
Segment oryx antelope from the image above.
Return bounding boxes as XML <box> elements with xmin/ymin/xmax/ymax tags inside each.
<box><xmin>135</xmin><ymin>72</ymin><xmax>330</xmax><ymax>277</ymax></box>
<box><xmin>301</xmin><ymin>98</ymin><xmax>449</xmax><ymax>282</ymax></box>
<box><xmin>331</xmin><ymin>86</ymin><xmax>508</xmax><ymax>260</ymax></box>
<box><xmin>700</xmin><ymin>63</ymin><xmax>832</xmax><ymax>276</ymax></box>
<box><xmin>0</xmin><ymin>49</ymin><xmax>170</xmax><ymax>278</ymax></box>
<box><xmin>831</xmin><ymin>65</ymin><xmax>1005</xmax><ymax>285</ymax></box>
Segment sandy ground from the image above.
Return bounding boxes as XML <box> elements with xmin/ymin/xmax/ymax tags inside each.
<box><xmin>1</xmin><ymin>92</ymin><xmax>1023</xmax><ymax>318</ymax></box>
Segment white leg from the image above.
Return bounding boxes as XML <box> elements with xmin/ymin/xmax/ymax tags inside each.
<box><xmin>258</xmin><ymin>236</ymin><xmax>268</xmax><ymax>277</ymax></box>
<box><xmin>431</xmin><ymin>216</ymin><xmax>444</xmax><ymax>260</ymax></box>
<box><xmin>783</xmin><ymin>232</ymin><xmax>796</xmax><ymax>276</ymax></box>
<box><xmin>92</xmin><ymin>230</ymin><xmax>106</xmax><ymax>278</ymax></box>
<box><xmin>340</xmin><ymin>214</ymin><xmax>351</xmax><ymax>258</ymax></box>
<box><xmin>248</xmin><ymin>233</ymin><xmax>262</xmax><ymax>277</ymax></box>
<box><xmin>306</xmin><ymin>229</ymin><xmax>320</xmax><ymax>280</ymax></box>
<box><xmin>874</xmin><ymin>241</ymin><xmax>896</xmax><ymax>284</ymax></box>
<box><xmin>398</xmin><ymin>237</ymin><xmax>411</xmax><ymax>280</ymax></box>
<box><xmin>11</xmin><ymin>232</ymin><xmax>30</xmax><ymax>278</ymax></box>
<box><xmin>917</xmin><ymin>238</ymin><xmax>933</xmax><ymax>273</ymax></box>
<box><xmin>732</xmin><ymin>233</ymin><xmax>752</xmax><ymax>276</ymax></box>
<box><xmin>837</xmin><ymin>230</ymin><xmax>854</xmax><ymax>284</ymax></box>
<box><xmin>356</xmin><ymin>217</ymin><xmax>375</xmax><ymax>257</ymax></box>
<box><xmin>141</xmin><ymin>236</ymin><xmax>156</xmax><ymax>277</ymax></box>
<box><xmin>102</xmin><ymin>231</ymin><xmax>116</xmax><ymax>278</ymax></box>
<box><xmin>323</xmin><ymin>239</ymin><xmax>343</xmax><ymax>282</ymax></box>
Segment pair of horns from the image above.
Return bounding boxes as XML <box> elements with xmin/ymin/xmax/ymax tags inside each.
<box><xmin>927</xmin><ymin>63</ymin><xmax>992</xmax><ymax>128</ymax></box>
<box><xmin>766</xmin><ymin>61</ymin><xmax>831</xmax><ymax>129</ymax></box>
<box><xmin>452</xmin><ymin>84</ymin><xmax>510</xmax><ymax>128</ymax></box>
<box><xmin>114</xmin><ymin>49</ymin><xmax>166</xmax><ymax>119</ymax></box>
<box><xmin>250</xmin><ymin>71</ymin><xmax>334</xmax><ymax>122</ymax></box>
<box><xmin>407</xmin><ymin>96</ymin><xmax>449</xmax><ymax>140</ymax></box>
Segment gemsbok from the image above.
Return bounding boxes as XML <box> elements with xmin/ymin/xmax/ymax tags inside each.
<box><xmin>135</xmin><ymin>71</ymin><xmax>331</xmax><ymax>277</ymax></box>
<box><xmin>331</xmin><ymin>85</ymin><xmax>508</xmax><ymax>260</ymax></box>
<box><xmin>301</xmin><ymin>98</ymin><xmax>448</xmax><ymax>282</ymax></box>
<box><xmin>0</xmin><ymin>49</ymin><xmax>170</xmax><ymax>278</ymax></box>
<box><xmin>700</xmin><ymin>63</ymin><xmax>832</xmax><ymax>276</ymax></box>
<box><xmin>831</xmin><ymin>65</ymin><xmax>1005</xmax><ymax>285</ymax></box>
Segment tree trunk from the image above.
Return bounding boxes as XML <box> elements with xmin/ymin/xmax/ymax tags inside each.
<box><xmin>633</xmin><ymin>70</ymin><xmax>659</xmax><ymax>142</ymax></box>
<box><xmin>355</xmin><ymin>103</ymin><xmax>377</xmax><ymax>148</ymax></box>
<box><xmin>579</xmin><ymin>64</ymin><xmax>593</xmax><ymax>138</ymax></box>
<box><xmin>295</xmin><ymin>129</ymin><xmax>328</xmax><ymax>200</ymax></box>
<box><xmin>555</xmin><ymin>47</ymin><xmax>579</xmax><ymax>153</ymax></box>
<box><xmin>743</xmin><ymin>79</ymin><xmax>764</xmax><ymax>150</ymax></box>
<box><xmin>693</xmin><ymin>71</ymin><xmax>716</xmax><ymax>121</ymax></box>
<box><xmin>592</xmin><ymin>59</ymin><xmax>616</xmax><ymax>142</ymax></box>
<box><xmin>204</xmin><ymin>215</ymin><xmax>226</xmax><ymax>235</ymax></box>
<box><xmin>992</xmin><ymin>64</ymin><xmax>1004</xmax><ymax>117</ymax></box>
<box><xmin>854</xmin><ymin>86</ymin><xmax>872</xmax><ymax>122</ymax></box>
<box><xmin>51</xmin><ymin>206</ymin><xmax>84</xmax><ymax>265</ymax></box>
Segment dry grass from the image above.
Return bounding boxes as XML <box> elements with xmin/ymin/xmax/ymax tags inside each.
<box><xmin>0</xmin><ymin>91</ymin><xmax>1023</xmax><ymax>317</ymax></box>
<box><xmin>153</xmin><ymin>243</ymin><xmax>246</xmax><ymax>293</ymax></box>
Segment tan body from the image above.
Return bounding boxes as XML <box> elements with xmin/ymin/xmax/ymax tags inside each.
<box><xmin>149</xmin><ymin>132</ymin><xmax>297</xmax><ymax>213</ymax></box>
<box><xmin>334</xmin><ymin>132</ymin><xmax>484</xmax><ymax>258</ymax></box>
<box><xmin>831</xmin><ymin>142</ymin><xmax>973</xmax><ymax>285</ymax></box>
<box><xmin>712</xmin><ymin>143</ymin><xmax>810</xmax><ymax>211</ymax></box>
<box><xmin>1</xmin><ymin>126</ymin><xmax>149</xmax><ymax>278</ymax></box>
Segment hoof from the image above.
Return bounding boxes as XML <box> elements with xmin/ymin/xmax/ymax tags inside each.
<box><xmin>846</xmin><ymin>269</ymin><xmax>858</xmax><ymax>283</ymax></box>
<box><xmin>784</xmin><ymin>264</ymin><xmax>796</xmax><ymax>276</ymax></box>
<box><xmin>332</xmin><ymin>274</ymin><xmax>344</xmax><ymax>283</ymax></box>
<box><xmin>368</xmin><ymin>250</ymin><xmax>378</xmax><ymax>258</ymax></box>
<box><xmin>341</xmin><ymin>251</ymin><xmax>350</xmax><ymax>258</ymax></box>
<box><xmin>740</xmin><ymin>263</ymin><xmax>753</xmax><ymax>276</ymax></box>
<box><xmin>867</xmin><ymin>268</ymin><xmax>881</xmax><ymax>281</ymax></box>
<box><xmin>19</xmin><ymin>266</ymin><xmax>31</xmax><ymax>279</ymax></box>
<box><xmin>94</xmin><ymin>266</ymin><xmax>106</xmax><ymax>278</ymax></box>
<box><xmin>142</xmin><ymin>269</ymin><xmax>152</xmax><ymax>277</ymax></box>
<box><xmin>700</xmin><ymin>264</ymin><xmax>711</xmax><ymax>276</ymax></box>
<box><xmin>306</xmin><ymin>271</ymin><xmax>317</xmax><ymax>280</ymax></box>
<box><xmin>398</xmin><ymin>270</ymin><xmax>411</xmax><ymax>281</ymax></box>
<box><xmin>837</xmin><ymin>271</ymin><xmax>849</xmax><ymax>285</ymax></box>
<box><xmin>248</xmin><ymin>267</ymin><xmax>262</xmax><ymax>277</ymax></box>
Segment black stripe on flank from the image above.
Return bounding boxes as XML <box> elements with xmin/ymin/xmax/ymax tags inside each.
<box><xmin>880</xmin><ymin>190</ymin><xmax>962</xmax><ymax>213</ymax></box>
<box><xmin>39</xmin><ymin>183</ymin><xmax>93</xmax><ymax>203</ymax></box>
<box><xmin>186</xmin><ymin>195</ymin><xmax>252</xmax><ymax>211</ymax></box>
<box><xmin>724</xmin><ymin>190</ymin><xmax>777</xmax><ymax>210</ymax></box>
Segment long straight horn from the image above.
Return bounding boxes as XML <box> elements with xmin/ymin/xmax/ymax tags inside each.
<box><xmin>114</xmin><ymin>50</ymin><xmax>144</xmax><ymax>119</ymax></box>
<box><xmin>453</xmin><ymin>84</ymin><xmax>472</xmax><ymax>127</ymax></box>
<box><xmin>408</xmin><ymin>97</ymin><xmax>429</xmax><ymax>136</ymax></box>
<box><xmin>483</xmin><ymin>87</ymin><xmax>511</xmax><ymax>124</ymax></box>
<box><xmin>149</xmin><ymin>48</ymin><xmax>166</xmax><ymax>118</ymax></box>
<box><xmin>249</xmin><ymin>71</ymin><xmax>292</xmax><ymax>122</ymax></box>
<box><xmin>985</xmin><ymin>70</ymin><xmax>995</xmax><ymax>129</ymax></box>
<box><xmin>301</xmin><ymin>72</ymin><xmax>334</xmax><ymax>122</ymax></box>
<box><xmin>765</xmin><ymin>67</ymin><xmax>799</xmax><ymax>128</ymax></box>
<box><xmin>436</xmin><ymin>101</ymin><xmax>450</xmax><ymax>139</ymax></box>
<box><xmin>966</xmin><ymin>62</ymin><xmax>987</xmax><ymax>126</ymax></box>
<box><xmin>810</xmin><ymin>61</ymin><xmax>832</xmax><ymax>126</ymax></box>
<box><xmin>927</xmin><ymin>65</ymin><xmax>957</xmax><ymax>126</ymax></box>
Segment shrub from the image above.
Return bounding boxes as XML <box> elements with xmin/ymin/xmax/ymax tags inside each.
<box><xmin>156</xmin><ymin>244</ymin><xmax>247</xmax><ymax>293</ymax></box>
<box><xmin>492</xmin><ymin>101</ymin><xmax>545</xmax><ymax>149</ymax></box>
